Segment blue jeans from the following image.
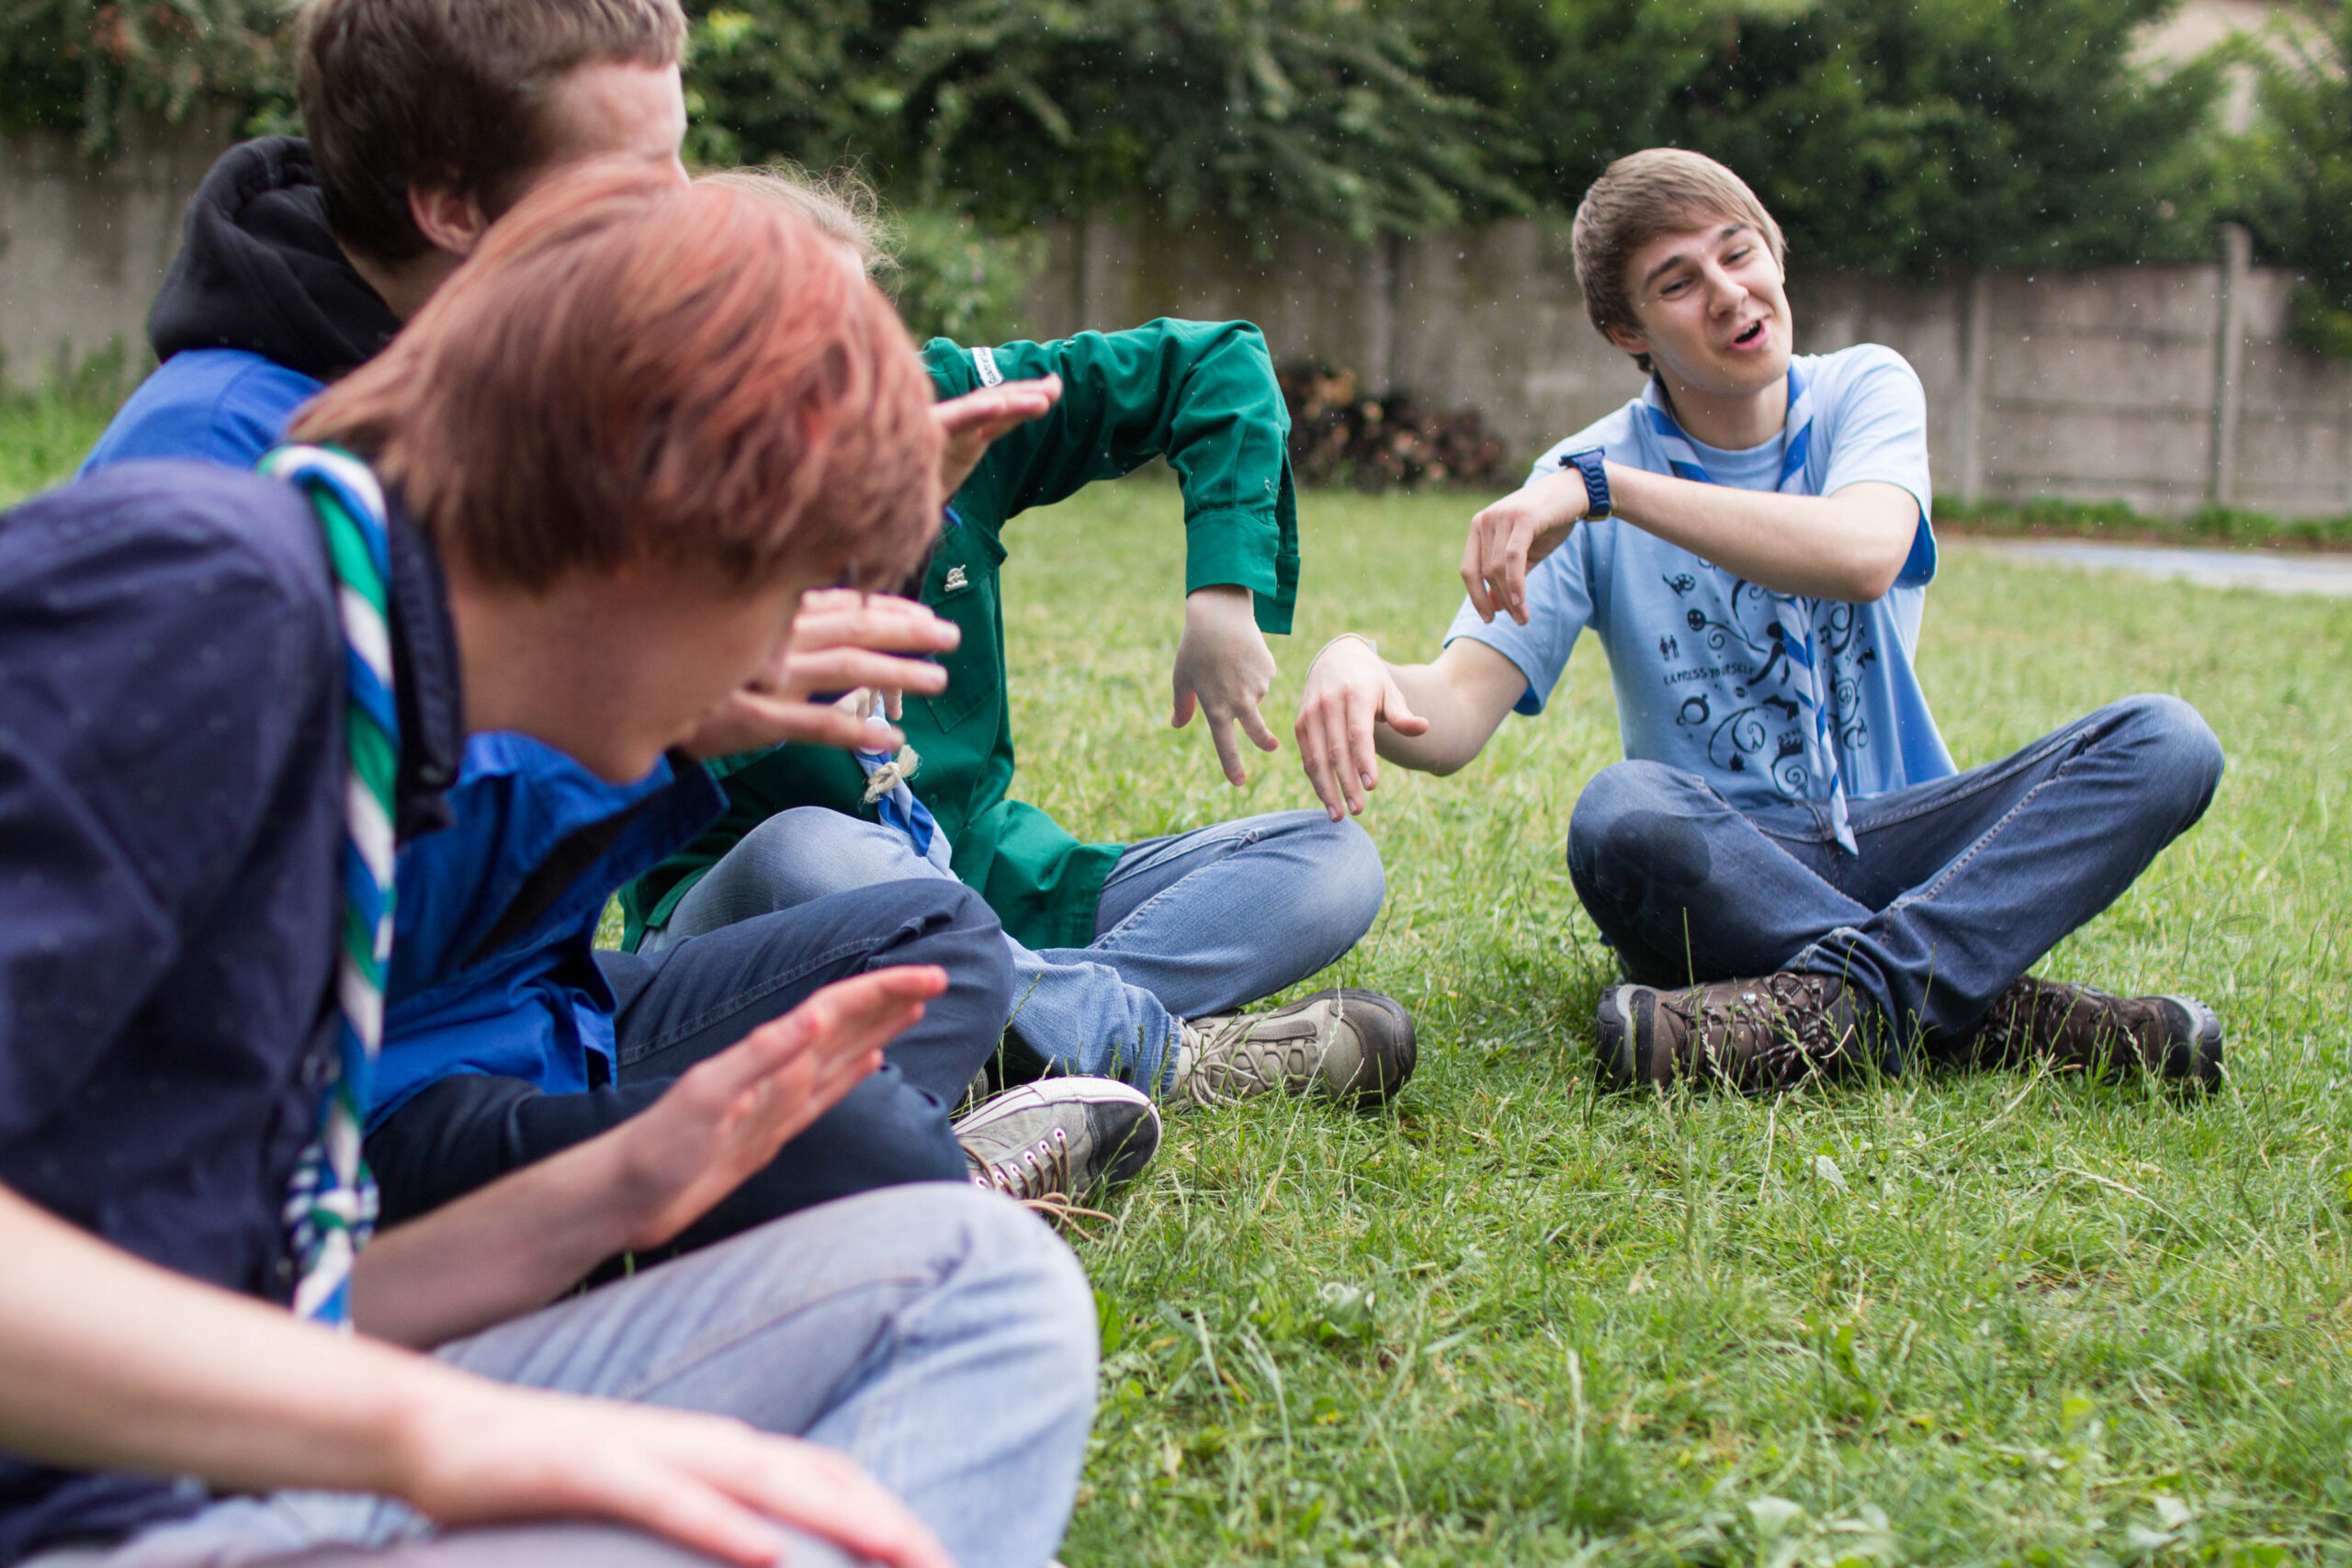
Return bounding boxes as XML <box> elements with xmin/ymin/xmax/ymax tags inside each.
<box><xmin>28</xmin><ymin>1185</ymin><xmax>1096</xmax><ymax>1568</ymax></box>
<box><xmin>653</xmin><ymin>807</ymin><xmax>1386</xmax><ymax>1094</ymax></box>
<box><xmin>1566</xmin><ymin>694</ymin><xmax>2224</xmax><ymax>1065</ymax></box>
<box><xmin>366</xmin><ymin>882</ymin><xmax>1012</xmax><ymax>1251</ymax></box>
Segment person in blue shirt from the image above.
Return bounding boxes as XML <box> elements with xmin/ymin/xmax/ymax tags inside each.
<box><xmin>81</xmin><ymin>0</ymin><xmax>1159</xmax><ymax>1234</ymax></box>
<box><xmin>1295</xmin><ymin>148</ymin><xmax>2227</xmax><ymax>1092</ymax></box>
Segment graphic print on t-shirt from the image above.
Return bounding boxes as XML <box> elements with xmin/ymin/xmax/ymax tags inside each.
<box><xmin>1659</xmin><ymin>569</ymin><xmax>1876</xmax><ymax>805</ymax></box>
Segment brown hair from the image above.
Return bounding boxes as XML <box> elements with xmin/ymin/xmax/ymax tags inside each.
<box><xmin>696</xmin><ymin>165</ymin><xmax>896</xmax><ymax>278</ymax></box>
<box><xmin>295</xmin><ymin>0</ymin><xmax>687</xmax><ymax>263</ymax></box>
<box><xmin>1571</xmin><ymin>149</ymin><xmax>1786</xmax><ymax>371</ymax></box>
<box><xmin>293</xmin><ymin>160</ymin><xmax>942</xmax><ymax>595</ymax></box>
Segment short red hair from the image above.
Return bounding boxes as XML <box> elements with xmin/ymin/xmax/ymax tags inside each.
<box><xmin>295</xmin><ymin>159</ymin><xmax>942</xmax><ymax>594</ymax></box>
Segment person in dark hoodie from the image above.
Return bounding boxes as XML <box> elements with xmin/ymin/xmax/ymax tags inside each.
<box><xmin>80</xmin><ymin>0</ymin><xmax>1160</xmax><ymax>1241</ymax></box>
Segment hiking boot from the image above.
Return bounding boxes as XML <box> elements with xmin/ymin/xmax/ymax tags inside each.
<box><xmin>1169</xmin><ymin>988</ymin><xmax>1417</xmax><ymax>1109</ymax></box>
<box><xmin>956</xmin><ymin>1078</ymin><xmax>1162</xmax><ymax>1209</ymax></box>
<box><xmin>1594</xmin><ymin>972</ymin><xmax>1874</xmax><ymax>1091</ymax></box>
<box><xmin>1952</xmin><ymin>976</ymin><xmax>2222</xmax><ymax>1086</ymax></box>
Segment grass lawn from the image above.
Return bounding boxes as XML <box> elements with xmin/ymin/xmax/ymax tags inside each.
<box><xmin>6</xmin><ymin>394</ymin><xmax>2346</xmax><ymax>1563</ymax></box>
<box><xmin>0</xmin><ymin>385</ymin><xmax>112</xmax><ymax>508</ymax></box>
<box><xmin>1009</xmin><ymin>478</ymin><xmax>2351</xmax><ymax>1567</ymax></box>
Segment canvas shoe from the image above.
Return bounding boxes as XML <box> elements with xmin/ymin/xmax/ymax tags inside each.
<box><xmin>1594</xmin><ymin>972</ymin><xmax>1875</xmax><ymax>1091</ymax></box>
<box><xmin>1169</xmin><ymin>987</ymin><xmax>1418</xmax><ymax>1109</ymax></box>
<box><xmin>956</xmin><ymin>1078</ymin><xmax>1162</xmax><ymax>1209</ymax></box>
<box><xmin>1950</xmin><ymin>975</ymin><xmax>2222</xmax><ymax>1086</ymax></box>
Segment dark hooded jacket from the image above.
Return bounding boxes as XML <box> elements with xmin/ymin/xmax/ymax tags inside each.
<box><xmin>78</xmin><ymin>137</ymin><xmax>401</xmax><ymax>473</ymax></box>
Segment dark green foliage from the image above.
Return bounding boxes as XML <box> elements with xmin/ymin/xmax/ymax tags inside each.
<box><xmin>2229</xmin><ymin>4</ymin><xmax>2352</xmax><ymax>357</ymax></box>
<box><xmin>1660</xmin><ymin>0</ymin><xmax>2222</xmax><ymax>274</ymax></box>
<box><xmin>886</xmin><ymin>208</ymin><xmax>1046</xmax><ymax>345</ymax></box>
<box><xmin>1408</xmin><ymin>0</ymin><xmax>2223</xmax><ymax>276</ymax></box>
<box><xmin>0</xmin><ymin>0</ymin><xmax>286</xmax><ymax>149</ymax></box>
<box><xmin>683</xmin><ymin>0</ymin><xmax>1522</xmax><ymax>242</ymax></box>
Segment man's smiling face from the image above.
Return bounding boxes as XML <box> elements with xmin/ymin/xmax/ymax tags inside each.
<box><xmin>1608</xmin><ymin>218</ymin><xmax>1794</xmax><ymax>404</ymax></box>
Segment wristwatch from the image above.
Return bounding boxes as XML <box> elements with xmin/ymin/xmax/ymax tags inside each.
<box><xmin>1562</xmin><ymin>447</ymin><xmax>1611</xmax><ymax>520</ymax></box>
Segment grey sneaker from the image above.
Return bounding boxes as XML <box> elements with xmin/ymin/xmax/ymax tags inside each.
<box><xmin>956</xmin><ymin>1078</ymin><xmax>1162</xmax><ymax>1206</ymax></box>
<box><xmin>1169</xmin><ymin>988</ymin><xmax>1418</xmax><ymax>1109</ymax></box>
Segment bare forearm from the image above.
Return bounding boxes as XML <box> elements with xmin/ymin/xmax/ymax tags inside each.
<box><xmin>351</xmin><ymin>1134</ymin><xmax>646</xmax><ymax>1348</ymax></box>
<box><xmin>1372</xmin><ymin>659</ymin><xmax>1499</xmax><ymax>774</ymax></box>
<box><xmin>0</xmin><ymin>1184</ymin><xmax>457</xmax><ymax>1494</ymax></box>
<box><xmin>1608</xmin><ymin>468</ymin><xmax>1914</xmax><ymax>600</ymax></box>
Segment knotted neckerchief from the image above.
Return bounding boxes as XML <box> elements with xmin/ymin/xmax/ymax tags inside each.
<box><xmin>260</xmin><ymin>444</ymin><xmax>399</xmax><ymax>1325</ymax></box>
<box><xmin>1639</xmin><ymin>367</ymin><xmax>1856</xmax><ymax>853</ymax></box>
<box><xmin>854</xmin><ymin>694</ymin><xmax>951</xmax><ymax>873</ymax></box>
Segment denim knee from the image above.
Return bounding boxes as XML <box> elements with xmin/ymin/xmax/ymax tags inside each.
<box><xmin>2109</xmin><ymin>693</ymin><xmax>2224</xmax><ymax>823</ymax></box>
<box><xmin>910</xmin><ymin>1182</ymin><xmax>1099</xmax><ymax>1387</ymax></box>
<box><xmin>1289</xmin><ymin>814</ymin><xmax>1386</xmax><ymax>954</ymax></box>
<box><xmin>1566</xmin><ymin>761</ymin><xmax>1707</xmax><ymax>879</ymax></box>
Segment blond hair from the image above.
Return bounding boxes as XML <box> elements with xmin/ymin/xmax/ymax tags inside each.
<box><xmin>695</xmin><ymin>164</ymin><xmax>895</xmax><ymax>277</ymax></box>
<box><xmin>1571</xmin><ymin>149</ymin><xmax>1786</xmax><ymax>371</ymax></box>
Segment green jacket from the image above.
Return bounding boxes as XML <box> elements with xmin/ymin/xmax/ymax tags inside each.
<box><xmin>619</xmin><ymin>319</ymin><xmax>1298</xmax><ymax>951</ymax></box>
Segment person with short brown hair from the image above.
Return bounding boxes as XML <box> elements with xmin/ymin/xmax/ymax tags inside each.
<box><xmin>85</xmin><ymin>0</ymin><xmax>1159</xmax><ymax>1246</ymax></box>
<box><xmin>3</xmin><ymin>163</ymin><xmax>1095</xmax><ymax>1568</ymax></box>
<box><xmin>1295</xmin><ymin>148</ymin><xmax>2227</xmax><ymax>1095</ymax></box>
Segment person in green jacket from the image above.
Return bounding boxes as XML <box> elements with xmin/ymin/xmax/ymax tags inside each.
<box><xmin>620</xmin><ymin>170</ymin><xmax>1416</xmax><ymax>1111</ymax></box>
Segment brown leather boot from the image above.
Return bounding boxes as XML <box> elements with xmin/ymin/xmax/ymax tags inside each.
<box><xmin>1594</xmin><ymin>972</ymin><xmax>1877</xmax><ymax>1091</ymax></box>
<box><xmin>1948</xmin><ymin>976</ymin><xmax>2222</xmax><ymax>1086</ymax></box>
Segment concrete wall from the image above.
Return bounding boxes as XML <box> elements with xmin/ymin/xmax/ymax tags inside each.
<box><xmin>7</xmin><ymin>113</ymin><xmax>2350</xmax><ymax>518</ymax></box>
<box><xmin>0</xmin><ymin>110</ymin><xmax>234</xmax><ymax>391</ymax></box>
<box><xmin>1026</xmin><ymin>214</ymin><xmax>2352</xmax><ymax>518</ymax></box>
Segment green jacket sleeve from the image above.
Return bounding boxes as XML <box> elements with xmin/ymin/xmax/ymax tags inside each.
<box><xmin>922</xmin><ymin>321</ymin><xmax>1299</xmax><ymax>634</ymax></box>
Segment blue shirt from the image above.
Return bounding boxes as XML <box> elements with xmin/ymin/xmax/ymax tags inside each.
<box><xmin>83</xmin><ymin>352</ymin><xmax>721</xmax><ymax>1125</ymax></box>
<box><xmin>77</xmin><ymin>348</ymin><xmax>321</xmax><ymax>476</ymax></box>
<box><xmin>1446</xmin><ymin>344</ymin><xmax>1955</xmax><ymax>811</ymax></box>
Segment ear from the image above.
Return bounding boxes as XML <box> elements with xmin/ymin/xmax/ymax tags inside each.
<box><xmin>1603</xmin><ymin>321</ymin><xmax>1651</xmax><ymax>362</ymax></box>
<box><xmin>408</xmin><ymin>179</ymin><xmax>492</xmax><ymax>260</ymax></box>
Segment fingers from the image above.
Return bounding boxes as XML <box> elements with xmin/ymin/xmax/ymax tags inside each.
<box><xmin>1204</xmin><ymin>709</ymin><xmax>1248</xmax><ymax>788</ymax></box>
<box><xmin>1381</xmin><ymin>672</ymin><xmax>1432</xmax><ymax>737</ymax></box>
<box><xmin>1170</xmin><ymin>684</ymin><xmax>1196</xmax><ymax>730</ymax></box>
<box><xmin>931</xmin><ymin>375</ymin><xmax>1063</xmax><ymax>436</ymax></box>
<box><xmin>1460</xmin><ymin>513</ymin><xmax>1498</xmax><ymax>623</ymax></box>
<box><xmin>787</xmin><ymin>597</ymin><xmax>960</xmax><ymax>663</ymax></box>
<box><xmin>1238</xmin><ymin>698</ymin><xmax>1282</xmax><ymax>756</ymax></box>
<box><xmin>1341</xmin><ymin>681</ymin><xmax>1382</xmax><ymax>809</ymax></box>
<box><xmin>779</xmin><ymin>647</ymin><xmax>947</xmax><ymax>703</ymax></box>
<box><xmin>1294</xmin><ymin>698</ymin><xmax>1348</xmax><ymax>821</ymax></box>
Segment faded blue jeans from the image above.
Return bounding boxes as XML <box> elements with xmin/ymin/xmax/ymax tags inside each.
<box><xmin>1566</xmin><ymin>694</ymin><xmax>2225</xmax><ymax>1066</ymax></box>
<box><xmin>30</xmin><ymin>1186</ymin><xmax>1096</xmax><ymax>1568</ymax></box>
<box><xmin>650</xmin><ymin>807</ymin><xmax>1386</xmax><ymax>1095</ymax></box>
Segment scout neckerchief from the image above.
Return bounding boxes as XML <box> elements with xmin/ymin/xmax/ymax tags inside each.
<box><xmin>1640</xmin><ymin>367</ymin><xmax>1856</xmax><ymax>853</ymax></box>
<box><xmin>259</xmin><ymin>443</ymin><xmax>398</xmax><ymax>1325</ymax></box>
<box><xmin>854</xmin><ymin>504</ymin><xmax>960</xmax><ymax>871</ymax></box>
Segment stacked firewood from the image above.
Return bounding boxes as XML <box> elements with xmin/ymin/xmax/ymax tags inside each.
<box><xmin>1279</xmin><ymin>365</ymin><xmax>1512</xmax><ymax>492</ymax></box>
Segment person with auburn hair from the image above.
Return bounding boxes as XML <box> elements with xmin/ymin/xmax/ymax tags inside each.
<box><xmin>1</xmin><ymin>164</ymin><xmax>1095</xmax><ymax>1568</ymax></box>
<box><xmin>83</xmin><ymin>0</ymin><xmax>1161</xmax><ymax>1241</ymax></box>
<box><xmin>1294</xmin><ymin>147</ymin><xmax>2227</xmax><ymax>1092</ymax></box>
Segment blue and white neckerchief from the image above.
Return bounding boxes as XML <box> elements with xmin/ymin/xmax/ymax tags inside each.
<box><xmin>1640</xmin><ymin>368</ymin><xmax>1856</xmax><ymax>853</ymax></box>
<box><xmin>854</xmin><ymin>693</ymin><xmax>952</xmax><ymax>873</ymax></box>
<box><xmin>258</xmin><ymin>443</ymin><xmax>398</xmax><ymax>1325</ymax></box>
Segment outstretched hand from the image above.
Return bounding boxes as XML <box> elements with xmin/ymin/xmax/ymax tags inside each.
<box><xmin>1171</xmin><ymin>584</ymin><xmax>1281</xmax><ymax>786</ymax></box>
<box><xmin>934</xmin><ymin>376</ymin><xmax>1062</xmax><ymax>497</ymax></box>
<box><xmin>1293</xmin><ymin>635</ymin><xmax>1430</xmax><ymax>820</ymax></box>
<box><xmin>683</xmin><ymin>591</ymin><xmax>961</xmax><ymax>760</ymax></box>
<box><xmin>607</xmin><ymin>966</ymin><xmax>948</xmax><ymax>1254</ymax></box>
<box><xmin>1460</xmin><ymin>467</ymin><xmax>1589</xmax><ymax>625</ymax></box>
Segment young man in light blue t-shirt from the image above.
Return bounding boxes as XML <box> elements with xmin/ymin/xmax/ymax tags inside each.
<box><xmin>1295</xmin><ymin>149</ymin><xmax>2226</xmax><ymax>1091</ymax></box>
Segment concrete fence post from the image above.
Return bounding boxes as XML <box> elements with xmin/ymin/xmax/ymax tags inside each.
<box><xmin>2209</xmin><ymin>222</ymin><xmax>2252</xmax><ymax>507</ymax></box>
<box><xmin>1958</xmin><ymin>271</ymin><xmax>1995</xmax><ymax>503</ymax></box>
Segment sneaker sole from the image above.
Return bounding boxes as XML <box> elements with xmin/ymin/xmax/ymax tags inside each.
<box><xmin>2154</xmin><ymin>994</ymin><xmax>2224</xmax><ymax>1087</ymax></box>
<box><xmin>1594</xmin><ymin>984</ymin><xmax>1649</xmax><ymax>1089</ymax></box>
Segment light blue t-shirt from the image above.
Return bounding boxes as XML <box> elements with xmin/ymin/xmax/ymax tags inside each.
<box><xmin>1446</xmin><ymin>344</ymin><xmax>1956</xmax><ymax>813</ymax></box>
